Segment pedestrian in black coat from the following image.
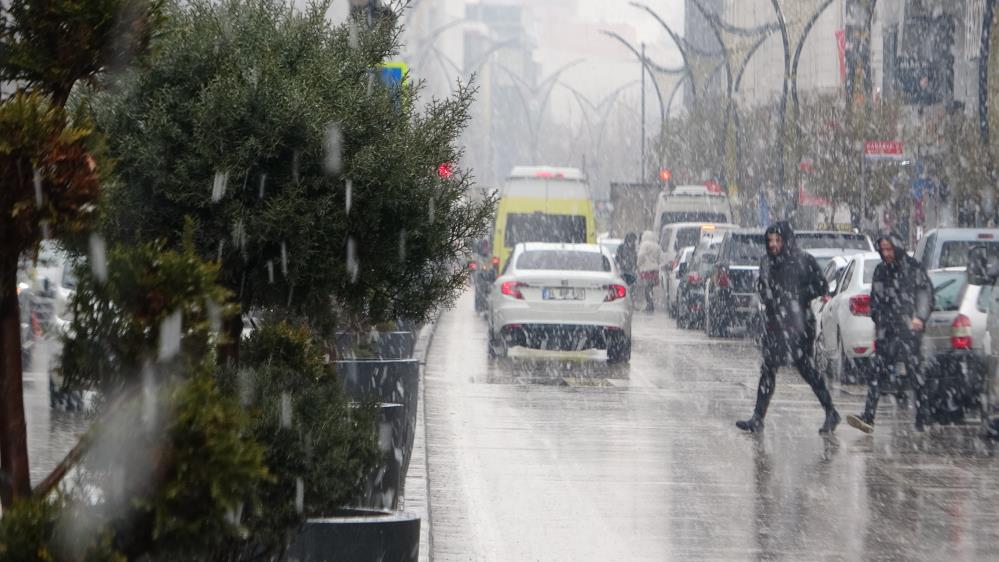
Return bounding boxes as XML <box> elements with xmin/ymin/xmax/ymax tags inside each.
<box><xmin>615</xmin><ymin>232</ymin><xmax>638</xmax><ymax>285</ymax></box>
<box><xmin>847</xmin><ymin>232</ymin><xmax>933</xmax><ymax>433</ymax></box>
<box><xmin>736</xmin><ymin>221</ymin><xmax>841</xmax><ymax>433</ymax></box>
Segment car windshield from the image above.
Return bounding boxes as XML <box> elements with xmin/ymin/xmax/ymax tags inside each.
<box><xmin>930</xmin><ymin>270</ymin><xmax>967</xmax><ymax>311</ymax></box>
<box><xmin>796</xmin><ymin>233</ymin><xmax>870</xmax><ymax>251</ymax></box>
<box><xmin>729</xmin><ymin>234</ymin><xmax>766</xmax><ymax>265</ymax></box>
<box><xmin>516</xmin><ymin>250</ymin><xmax>611</xmax><ymax>272</ymax></box>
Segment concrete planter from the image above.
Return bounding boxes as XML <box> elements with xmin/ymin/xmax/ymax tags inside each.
<box><xmin>335</xmin><ymin>331</ymin><xmax>416</xmax><ymax>360</ymax></box>
<box><xmin>287</xmin><ymin>509</ymin><xmax>420</xmax><ymax>562</ymax></box>
<box><xmin>336</xmin><ymin>358</ymin><xmax>419</xmax><ymax>486</ymax></box>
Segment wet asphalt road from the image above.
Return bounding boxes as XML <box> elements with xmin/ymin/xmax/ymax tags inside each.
<box><xmin>424</xmin><ymin>290</ymin><xmax>999</xmax><ymax>561</ymax></box>
<box><xmin>23</xmin><ymin>337</ymin><xmax>90</xmax><ymax>486</ymax></box>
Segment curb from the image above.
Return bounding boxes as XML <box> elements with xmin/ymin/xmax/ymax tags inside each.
<box><xmin>404</xmin><ymin>312</ymin><xmax>441</xmax><ymax>562</ymax></box>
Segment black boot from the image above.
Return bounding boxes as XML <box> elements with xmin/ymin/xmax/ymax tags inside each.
<box><xmin>819</xmin><ymin>410</ymin><xmax>841</xmax><ymax>434</ymax></box>
<box><xmin>736</xmin><ymin>416</ymin><xmax>764</xmax><ymax>432</ymax></box>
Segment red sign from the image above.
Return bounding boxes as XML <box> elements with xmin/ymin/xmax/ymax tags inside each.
<box><xmin>835</xmin><ymin>30</ymin><xmax>846</xmax><ymax>83</ymax></box>
<box><xmin>863</xmin><ymin>140</ymin><xmax>904</xmax><ymax>159</ymax></box>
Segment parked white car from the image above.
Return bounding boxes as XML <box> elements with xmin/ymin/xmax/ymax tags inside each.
<box><xmin>665</xmin><ymin>245</ymin><xmax>695</xmax><ymax>318</ymax></box>
<box><xmin>487</xmin><ymin>242</ymin><xmax>633</xmax><ymax>363</ymax></box>
<box><xmin>815</xmin><ymin>251</ymin><xmax>882</xmax><ymax>383</ymax></box>
<box><xmin>810</xmin><ymin>255</ymin><xmax>851</xmax><ymax>324</ymax></box>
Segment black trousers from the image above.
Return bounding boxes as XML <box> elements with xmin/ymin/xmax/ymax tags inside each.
<box><xmin>753</xmin><ymin>334</ymin><xmax>835</xmax><ymax>419</ymax></box>
<box><xmin>863</xmin><ymin>334</ymin><xmax>928</xmax><ymax>424</ymax></box>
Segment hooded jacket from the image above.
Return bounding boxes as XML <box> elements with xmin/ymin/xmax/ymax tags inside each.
<box><xmin>638</xmin><ymin>230</ymin><xmax>661</xmax><ymax>272</ymax></box>
<box><xmin>757</xmin><ymin>222</ymin><xmax>827</xmax><ymax>350</ymax></box>
<box><xmin>871</xmin><ymin>232</ymin><xmax>933</xmax><ymax>337</ymax></box>
<box><xmin>616</xmin><ymin>233</ymin><xmax>639</xmax><ymax>275</ymax></box>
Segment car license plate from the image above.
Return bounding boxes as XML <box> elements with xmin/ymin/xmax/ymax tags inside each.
<box><xmin>737</xmin><ymin>295</ymin><xmax>752</xmax><ymax>307</ymax></box>
<box><xmin>543</xmin><ymin>287</ymin><xmax>584</xmax><ymax>300</ymax></box>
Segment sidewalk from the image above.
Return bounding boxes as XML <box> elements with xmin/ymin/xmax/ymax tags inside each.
<box><xmin>400</xmin><ymin>317</ymin><xmax>438</xmax><ymax>561</ymax></box>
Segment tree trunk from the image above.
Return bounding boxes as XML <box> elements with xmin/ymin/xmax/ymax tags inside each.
<box><xmin>217</xmin><ymin>312</ymin><xmax>242</xmax><ymax>368</ymax></box>
<box><xmin>0</xmin><ymin>258</ymin><xmax>31</xmax><ymax>508</ymax></box>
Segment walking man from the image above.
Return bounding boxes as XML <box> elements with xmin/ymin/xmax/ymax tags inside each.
<box><xmin>847</xmin><ymin>232</ymin><xmax>933</xmax><ymax>433</ymax></box>
<box><xmin>736</xmin><ymin>222</ymin><xmax>841</xmax><ymax>434</ymax></box>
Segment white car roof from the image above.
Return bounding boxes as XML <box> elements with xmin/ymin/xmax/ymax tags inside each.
<box><xmin>806</xmin><ymin>248</ymin><xmax>868</xmax><ymax>258</ymax></box>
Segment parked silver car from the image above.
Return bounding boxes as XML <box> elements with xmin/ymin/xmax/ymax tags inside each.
<box><xmin>921</xmin><ymin>267</ymin><xmax>990</xmax><ymax>424</ymax></box>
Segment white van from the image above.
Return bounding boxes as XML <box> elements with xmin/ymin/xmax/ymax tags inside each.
<box><xmin>913</xmin><ymin>228</ymin><xmax>999</xmax><ymax>269</ymax></box>
<box><xmin>651</xmin><ymin>185</ymin><xmax>733</xmax><ymax>236</ymax></box>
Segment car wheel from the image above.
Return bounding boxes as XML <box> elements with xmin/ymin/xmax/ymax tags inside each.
<box><xmin>607</xmin><ymin>333</ymin><xmax>631</xmax><ymax>364</ymax></box>
<box><xmin>487</xmin><ymin>328</ymin><xmax>507</xmax><ymax>359</ymax></box>
<box><xmin>981</xmin><ymin>377</ymin><xmax>999</xmax><ymax>438</ymax></box>
<box><xmin>836</xmin><ymin>333</ymin><xmax>857</xmax><ymax>384</ymax></box>
<box><xmin>705</xmin><ymin>291</ymin><xmax>721</xmax><ymax>337</ymax></box>
<box><xmin>474</xmin><ymin>288</ymin><xmax>487</xmax><ymax>313</ymax></box>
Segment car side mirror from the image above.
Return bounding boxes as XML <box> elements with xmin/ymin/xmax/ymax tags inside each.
<box><xmin>622</xmin><ymin>272</ymin><xmax>636</xmax><ymax>285</ymax></box>
<box><xmin>828</xmin><ymin>279</ymin><xmax>838</xmax><ymax>295</ymax></box>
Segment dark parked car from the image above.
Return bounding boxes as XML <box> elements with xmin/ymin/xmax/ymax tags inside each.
<box><xmin>703</xmin><ymin>229</ymin><xmax>767</xmax><ymax>337</ymax></box>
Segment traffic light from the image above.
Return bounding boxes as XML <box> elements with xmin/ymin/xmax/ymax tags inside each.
<box><xmin>437</xmin><ymin>162</ymin><xmax>454</xmax><ymax>179</ymax></box>
<box><xmin>659</xmin><ymin>168</ymin><xmax>672</xmax><ymax>183</ymax></box>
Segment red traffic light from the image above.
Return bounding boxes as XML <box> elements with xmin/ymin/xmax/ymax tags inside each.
<box><xmin>437</xmin><ymin>162</ymin><xmax>454</xmax><ymax>179</ymax></box>
<box><xmin>659</xmin><ymin>168</ymin><xmax>672</xmax><ymax>182</ymax></box>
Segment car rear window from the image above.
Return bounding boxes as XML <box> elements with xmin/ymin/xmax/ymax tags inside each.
<box><xmin>504</xmin><ymin>213</ymin><xmax>586</xmax><ymax>247</ymax></box>
<box><xmin>938</xmin><ymin>240</ymin><xmax>999</xmax><ymax>268</ymax></box>
<box><xmin>728</xmin><ymin>234</ymin><xmax>766</xmax><ymax>265</ymax></box>
<box><xmin>516</xmin><ymin>250</ymin><xmax>611</xmax><ymax>272</ymax></box>
<box><xmin>674</xmin><ymin>227</ymin><xmax>702</xmax><ymax>249</ymax></box>
<box><xmin>862</xmin><ymin>259</ymin><xmax>880</xmax><ymax>283</ymax></box>
<box><xmin>930</xmin><ymin>270</ymin><xmax>967</xmax><ymax>311</ymax></box>
<box><xmin>796</xmin><ymin>233</ymin><xmax>870</xmax><ymax>251</ymax></box>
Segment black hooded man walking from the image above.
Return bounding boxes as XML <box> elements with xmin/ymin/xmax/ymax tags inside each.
<box><xmin>847</xmin><ymin>231</ymin><xmax>933</xmax><ymax>433</ymax></box>
<box><xmin>736</xmin><ymin>222</ymin><xmax>841</xmax><ymax>434</ymax></box>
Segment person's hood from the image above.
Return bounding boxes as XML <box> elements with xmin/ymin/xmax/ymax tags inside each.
<box><xmin>875</xmin><ymin>231</ymin><xmax>906</xmax><ymax>261</ymax></box>
<box><xmin>764</xmin><ymin>221</ymin><xmax>795</xmax><ymax>259</ymax></box>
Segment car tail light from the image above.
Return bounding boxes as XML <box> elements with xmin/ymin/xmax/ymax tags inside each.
<box><xmin>952</xmin><ymin>314</ymin><xmax>972</xmax><ymax>350</ymax></box>
<box><xmin>500</xmin><ymin>281</ymin><xmax>526</xmax><ymax>299</ymax></box>
<box><xmin>468</xmin><ymin>261</ymin><xmax>478</xmax><ymax>271</ymax></box>
<box><xmin>604</xmin><ymin>284</ymin><xmax>627</xmax><ymax>302</ymax></box>
<box><xmin>849</xmin><ymin>294</ymin><xmax>871</xmax><ymax>316</ymax></box>
<box><xmin>491</xmin><ymin>256</ymin><xmax>500</xmax><ymax>268</ymax></box>
<box><xmin>716</xmin><ymin>268</ymin><xmax>730</xmax><ymax>289</ymax></box>
<box><xmin>687</xmin><ymin>272</ymin><xmax>702</xmax><ymax>284</ymax></box>
<box><xmin>853</xmin><ymin>346</ymin><xmax>869</xmax><ymax>354</ymax></box>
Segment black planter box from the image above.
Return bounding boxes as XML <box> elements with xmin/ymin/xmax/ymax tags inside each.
<box><xmin>355</xmin><ymin>402</ymin><xmax>404</xmax><ymax>510</ymax></box>
<box><xmin>335</xmin><ymin>331</ymin><xmax>416</xmax><ymax>360</ymax></box>
<box><xmin>336</xmin><ymin>358</ymin><xmax>419</xmax><ymax>486</ymax></box>
<box><xmin>287</xmin><ymin>509</ymin><xmax>420</xmax><ymax>562</ymax></box>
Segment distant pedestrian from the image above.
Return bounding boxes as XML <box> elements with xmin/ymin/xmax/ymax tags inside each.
<box><xmin>736</xmin><ymin>221</ymin><xmax>840</xmax><ymax>434</ymax></box>
<box><xmin>847</xmin><ymin>232</ymin><xmax>933</xmax><ymax>434</ymax></box>
<box><xmin>638</xmin><ymin>230</ymin><xmax>661</xmax><ymax>312</ymax></box>
<box><xmin>615</xmin><ymin>232</ymin><xmax>638</xmax><ymax>287</ymax></box>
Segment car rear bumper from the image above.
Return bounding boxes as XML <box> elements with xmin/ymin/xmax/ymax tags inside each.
<box><xmin>929</xmin><ymin>350</ymin><xmax>987</xmax><ymax>382</ymax></box>
<box><xmin>713</xmin><ymin>291</ymin><xmax>759</xmax><ymax>318</ymax></box>
<box><xmin>497</xmin><ymin>323</ymin><xmax>627</xmax><ymax>351</ymax></box>
<box><xmin>494</xmin><ymin>307</ymin><xmax>631</xmax><ymax>334</ymax></box>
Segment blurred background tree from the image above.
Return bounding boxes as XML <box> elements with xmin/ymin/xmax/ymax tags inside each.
<box><xmin>0</xmin><ymin>0</ymin><xmax>163</xmax><ymax>510</ymax></box>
